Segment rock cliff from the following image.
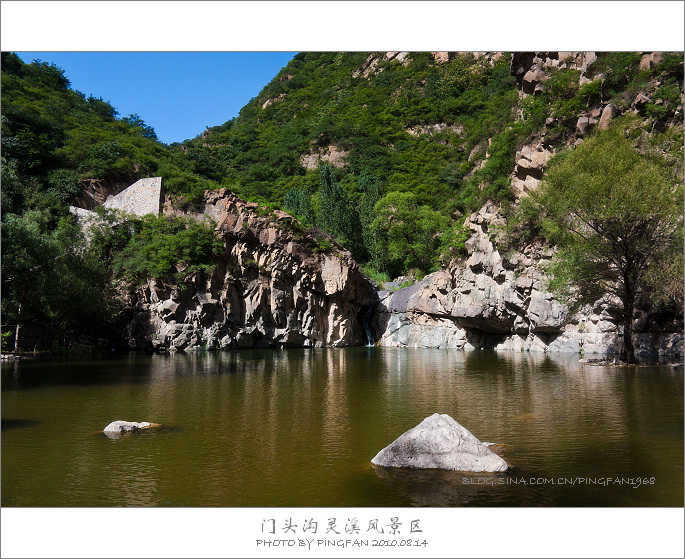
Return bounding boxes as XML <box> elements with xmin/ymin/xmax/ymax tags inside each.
<box><xmin>374</xmin><ymin>203</ymin><xmax>683</xmax><ymax>358</ymax></box>
<box><xmin>123</xmin><ymin>52</ymin><xmax>682</xmax><ymax>357</ymax></box>
<box><xmin>125</xmin><ymin>189</ymin><xmax>378</xmax><ymax>351</ymax></box>
<box><xmin>372</xmin><ymin>51</ymin><xmax>683</xmax><ymax>358</ymax></box>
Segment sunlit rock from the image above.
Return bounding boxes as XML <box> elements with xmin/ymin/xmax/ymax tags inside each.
<box><xmin>103</xmin><ymin>420</ymin><xmax>160</xmax><ymax>437</ymax></box>
<box><xmin>371</xmin><ymin>413</ymin><xmax>509</xmax><ymax>472</ymax></box>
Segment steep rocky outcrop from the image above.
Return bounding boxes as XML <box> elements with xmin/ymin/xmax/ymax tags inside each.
<box><xmin>375</xmin><ymin>203</ymin><xmax>683</xmax><ymax>357</ymax></box>
<box><xmin>125</xmin><ymin>189</ymin><xmax>378</xmax><ymax>351</ymax></box>
<box><xmin>510</xmin><ymin>140</ymin><xmax>556</xmax><ymax>198</ymax></box>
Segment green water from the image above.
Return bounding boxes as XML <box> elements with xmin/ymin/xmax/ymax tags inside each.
<box><xmin>2</xmin><ymin>348</ymin><xmax>683</xmax><ymax>507</ymax></box>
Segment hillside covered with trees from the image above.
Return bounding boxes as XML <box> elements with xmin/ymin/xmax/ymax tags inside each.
<box><xmin>1</xmin><ymin>51</ymin><xmax>683</xmax><ymax>353</ymax></box>
<box><xmin>180</xmin><ymin>51</ymin><xmax>684</xmax><ymax>280</ymax></box>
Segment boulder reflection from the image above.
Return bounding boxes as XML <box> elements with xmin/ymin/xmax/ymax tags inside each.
<box><xmin>371</xmin><ymin>464</ymin><xmax>504</xmax><ymax>506</ymax></box>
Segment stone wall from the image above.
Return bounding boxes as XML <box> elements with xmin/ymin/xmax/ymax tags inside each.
<box><xmin>102</xmin><ymin>177</ymin><xmax>163</xmax><ymax>216</ymax></box>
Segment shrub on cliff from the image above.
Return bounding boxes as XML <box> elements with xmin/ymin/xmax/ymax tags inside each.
<box><xmin>112</xmin><ymin>215</ymin><xmax>224</xmax><ymax>286</ymax></box>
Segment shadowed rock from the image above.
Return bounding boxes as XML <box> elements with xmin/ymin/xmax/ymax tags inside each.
<box><xmin>372</xmin><ymin>413</ymin><xmax>509</xmax><ymax>472</ymax></box>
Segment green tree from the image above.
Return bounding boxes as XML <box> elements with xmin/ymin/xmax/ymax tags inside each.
<box><xmin>357</xmin><ymin>170</ymin><xmax>383</xmax><ymax>269</ymax></box>
<box><xmin>1</xmin><ymin>210</ymin><xmax>60</xmax><ymax>351</ymax></box>
<box><xmin>534</xmin><ymin>128</ymin><xmax>684</xmax><ymax>364</ymax></box>
<box><xmin>316</xmin><ymin>165</ymin><xmax>364</xmax><ymax>259</ymax></box>
<box><xmin>121</xmin><ymin>113</ymin><xmax>158</xmax><ymax>140</ymax></box>
<box><xmin>112</xmin><ymin>215</ymin><xmax>224</xmax><ymax>286</ymax></box>
<box><xmin>372</xmin><ymin>191</ymin><xmax>449</xmax><ymax>276</ymax></box>
<box><xmin>1</xmin><ymin>210</ymin><xmax>118</xmax><ymax>350</ymax></box>
<box><xmin>282</xmin><ymin>187</ymin><xmax>315</xmax><ymax>224</ymax></box>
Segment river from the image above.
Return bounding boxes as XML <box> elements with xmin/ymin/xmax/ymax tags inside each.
<box><xmin>2</xmin><ymin>348</ymin><xmax>682</xmax><ymax>507</ymax></box>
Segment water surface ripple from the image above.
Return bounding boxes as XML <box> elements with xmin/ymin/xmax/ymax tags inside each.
<box><xmin>2</xmin><ymin>348</ymin><xmax>682</xmax><ymax>507</ymax></box>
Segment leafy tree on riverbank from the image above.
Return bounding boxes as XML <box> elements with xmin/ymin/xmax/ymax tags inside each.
<box><xmin>533</xmin><ymin>127</ymin><xmax>684</xmax><ymax>363</ymax></box>
<box><xmin>1</xmin><ymin>209</ymin><xmax>119</xmax><ymax>350</ymax></box>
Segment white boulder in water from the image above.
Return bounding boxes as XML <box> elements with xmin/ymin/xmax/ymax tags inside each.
<box><xmin>103</xmin><ymin>420</ymin><xmax>159</xmax><ymax>436</ymax></box>
<box><xmin>371</xmin><ymin>413</ymin><xmax>509</xmax><ymax>472</ymax></box>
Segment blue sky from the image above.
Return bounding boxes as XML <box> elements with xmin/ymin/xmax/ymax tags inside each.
<box><xmin>7</xmin><ymin>2</ymin><xmax>683</xmax><ymax>146</ymax></box>
<box><xmin>16</xmin><ymin>52</ymin><xmax>296</xmax><ymax>145</ymax></box>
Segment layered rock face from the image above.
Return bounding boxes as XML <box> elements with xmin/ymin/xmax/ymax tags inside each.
<box><xmin>126</xmin><ymin>189</ymin><xmax>378</xmax><ymax>351</ymax></box>
<box><xmin>376</xmin><ymin>203</ymin><xmax>683</xmax><ymax>357</ymax></box>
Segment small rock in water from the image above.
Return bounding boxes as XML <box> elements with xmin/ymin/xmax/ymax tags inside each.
<box><xmin>103</xmin><ymin>420</ymin><xmax>160</xmax><ymax>437</ymax></box>
<box><xmin>371</xmin><ymin>413</ymin><xmax>509</xmax><ymax>472</ymax></box>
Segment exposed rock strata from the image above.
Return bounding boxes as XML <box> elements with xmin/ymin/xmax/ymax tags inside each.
<box><xmin>126</xmin><ymin>189</ymin><xmax>378</xmax><ymax>351</ymax></box>
<box><xmin>511</xmin><ymin>141</ymin><xmax>555</xmax><ymax>198</ymax></box>
<box><xmin>376</xmin><ymin>203</ymin><xmax>683</xmax><ymax>357</ymax></box>
<box><xmin>299</xmin><ymin>144</ymin><xmax>348</xmax><ymax>170</ymax></box>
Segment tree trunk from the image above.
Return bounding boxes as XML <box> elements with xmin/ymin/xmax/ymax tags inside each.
<box><xmin>13</xmin><ymin>302</ymin><xmax>21</xmax><ymax>353</ymax></box>
<box><xmin>620</xmin><ymin>287</ymin><xmax>636</xmax><ymax>364</ymax></box>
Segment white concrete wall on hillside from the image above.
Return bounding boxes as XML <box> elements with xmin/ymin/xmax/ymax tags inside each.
<box><xmin>103</xmin><ymin>177</ymin><xmax>163</xmax><ymax>216</ymax></box>
<box><xmin>69</xmin><ymin>206</ymin><xmax>101</xmax><ymax>243</ymax></box>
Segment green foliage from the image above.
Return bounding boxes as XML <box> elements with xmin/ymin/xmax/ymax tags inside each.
<box><xmin>593</xmin><ymin>52</ymin><xmax>644</xmax><ymax>99</ymax></box>
<box><xmin>316</xmin><ymin>165</ymin><xmax>365</xmax><ymax>260</ymax></box>
<box><xmin>439</xmin><ymin>218</ymin><xmax>470</xmax><ymax>263</ymax></box>
<box><xmin>532</xmin><ymin>127</ymin><xmax>684</xmax><ymax>362</ymax></box>
<box><xmin>283</xmin><ymin>187</ymin><xmax>316</xmax><ymax>224</ymax></box>
<box><xmin>502</xmin><ymin>192</ymin><xmax>544</xmax><ymax>248</ymax></box>
<box><xmin>311</xmin><ymin>237</ymin><xmax>333</xmax><ymax>253</ymax></box>
<box><xmin>372</xmin><ymin>191</ymin><xmax>449</xmax><ymax>276</ymax></box>
<box><xmin>579</xmin><ymin>78</ymin><xmax>603</xmax><ymax>106</ymax></box>
<box><xmin>1</xmin><ymin>330</ymin><xmax>13</xmax><ymax>352</ymax></box>
<box><xmin>46</xmin><ymin>168</ymin><xmax>82</xmax><ymax>202</ymax></box>
<box><xmin>357</xmin><ymin>170</ymin><xmax>383</xmax><ymax>268</ymax></box>
<box><xmin>434</xmin><ymin>54</ymin><xmax>491</xmax><ymax>97</ymax></box>
<box><xmin>243</xmin><ymin>258</ymin><xmax>258</xmax><ymax>270</ymax></box>
<box><xmin>121</xmin><ymin>113</ymin><xmax>158</xmax><ymax>140</ymax></box>
<box><xmin>645</xmin><ymin>83</ymin><xmax>682</xmax><ymax>122</ymax></box>
<box><xmin>78</xmin><ymin>141</ymin><xmax>128</xmax><ymax>178</ymax></box>
<box><xmin>1</xmin><ymin>209</ymin><xmax>122</xmax><ymax>349</ymax></box>
<box><xmin>361</xmin><ymin>265</ymin><xmax>390</xmax><ymax>287</ymax></box>
<box><xmin>112</xmin><ymin>215</ymin><xmax>224</xmax><ymax>285</ymax></box>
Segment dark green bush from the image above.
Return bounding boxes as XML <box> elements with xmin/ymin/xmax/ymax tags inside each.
<box><xmin>113</xmin><ymin>215</ymin><xmax>223</xmax><ymax>285</ymax></box>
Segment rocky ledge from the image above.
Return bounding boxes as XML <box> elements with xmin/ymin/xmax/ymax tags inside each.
<box><xmin>126</xmin><ymin>189</ymin><xmax>378</xmax><ymax>352</ymax></box>
<box><xmin>374</xmin><ymin>203</ymin><xmax>683</xmax><ymax>358</ymax></box>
